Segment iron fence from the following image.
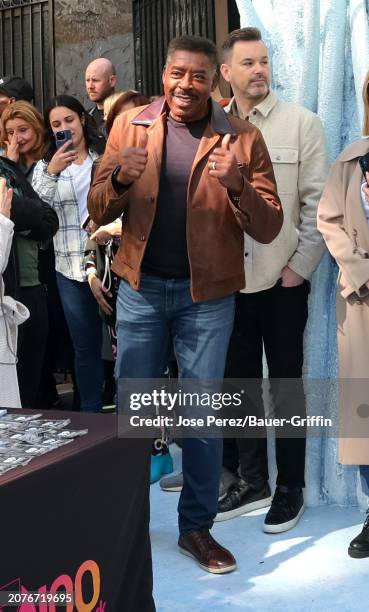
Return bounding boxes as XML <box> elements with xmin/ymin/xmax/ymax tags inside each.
<box><xmin>0</xmin><ymin>0</ymin><xmax>55</xmax><ymax>110</ymax></box>
<box><xmin>133</xmin><ymin>0</ymin><xmax>215</xmax><ymax>96</ymax></box>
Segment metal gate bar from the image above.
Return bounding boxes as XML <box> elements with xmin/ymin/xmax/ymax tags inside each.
<box><xmin>0</xmin><ymin>0</ymin><xmax>55</xmax><ymax>110</ymax></box>
<box><xmin>133</xmin><ymin>0</ymin><xmax>216</xmax><ymax>97</ymax></box>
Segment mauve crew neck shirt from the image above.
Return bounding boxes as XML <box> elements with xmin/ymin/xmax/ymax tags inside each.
<box><xmin>141</xmin><ymin>113</ymin><xmax>208</xmax><ymax>278</ymax></box>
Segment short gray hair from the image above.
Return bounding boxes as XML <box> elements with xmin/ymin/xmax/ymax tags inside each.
<box><xmin>166</xmin><ymin>35</ymin><xmax>219</xmax><ymax>71</ymax></box>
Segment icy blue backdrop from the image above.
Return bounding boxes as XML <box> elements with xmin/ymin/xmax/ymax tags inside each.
<box><xmin>235</xmin><ymin>0</ymin><xmax>369</xmax><ymax>507</ymax></box>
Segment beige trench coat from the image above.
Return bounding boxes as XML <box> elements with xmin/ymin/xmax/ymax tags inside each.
<box><xmin>318</xmin><ymin>139</ymin><xmax>369</xmax><ymax>464</ymax></box>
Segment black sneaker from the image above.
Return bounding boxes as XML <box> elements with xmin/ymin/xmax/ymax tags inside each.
<box><xmin>263</xmin><ymin>486</ymin><xmax>304</xmax><ymax>533</ymax></box>
<box><xmin>214</xmin><ymin>480</ymin><xmax>272</xmax><ymax>522</ymax></box>
<box><xmin>348</xmin><ymin>511</ymin><xmax>369</xmax><ymax>558</ymax></box>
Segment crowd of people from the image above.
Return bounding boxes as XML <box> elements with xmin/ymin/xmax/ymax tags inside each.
<box><xmin>1</xmin><ymin>26</ymin><xmax>369</xmax><ymax>574</ymax></box>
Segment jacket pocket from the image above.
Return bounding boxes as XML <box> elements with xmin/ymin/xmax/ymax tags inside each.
<box><xmin>337</xmin><ymin>270</ymin><xmax>357</xmax><ymax>301</ymax></box>
<box><xmin>269</xmin><ymin>147</ymin><xmax>298</xmax><ymax>195</ymax></box>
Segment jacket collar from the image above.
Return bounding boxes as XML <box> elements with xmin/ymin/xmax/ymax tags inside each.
<box><xmin>131</xmin><ymin>95</ymin><xmax>237</xmax><ymax>136</ymax></box>
<box><xmin>225</xmin><ymin>90</ymin><xmax>278</xmax><ymax>119</ymax></box>
<box><xmin>88</xmin><ymin>149</ymin><xmax>100</xmax><ymax>161</ymax></box>
<box><xmin>338</xmin><ymin>138</ymin><xmax>369</xmax><ymax>162</ymax></box>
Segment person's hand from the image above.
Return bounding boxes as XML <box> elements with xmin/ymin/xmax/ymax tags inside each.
<box><xmin>4</xmin><ymin>133</ymin><xmax>20</xmax><ymax>163</ymax></box>
<box><xmin>281</xmin><ymin>266</ymin><xmax>304</xmax><ymax>287</ymax></box>
<box><xmin>0</xmin><ymin>177</ymin><xmax>13</xmax><ymax>219</ymax></box>
<box><xmin>87</xmin><ymin>274</ymin><xmax>113</xmax><ymax>315</ymax></box>
<box><xmin>47</xmin><ymin>141</ymin><xmax>77</xmax><ymax>175</ymax></box>
<box><xmin>84</xmin><ymin>220</ymin><xmax>98</xmax><ymax>236</ymax></box>
<box><xmin>90</xmin><ymin>228</ymin><xmax>113</xmax><ymax>244</ymax></box>
<box><xmin>89</xmin><ymin>221</ymin><xmax>99</xmax><ymax>234</ymax></box>
<box><xmin>116</xmin><ymin>132</ymin><xmax>148</xmax><ymax>185</ymax></box>
<box><xmin>90</xmin><ymin>220</ymin><xmax>122</xmax><ymax>244</ymax></box>
<box><xmin>208</xmin><ymin>134</ymin><xmax>244</xmax><ymax>195</ymax></box>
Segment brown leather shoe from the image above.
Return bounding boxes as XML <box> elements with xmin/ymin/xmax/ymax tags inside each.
<box><xmin>178</xmin><ymin>529</ymin><xmax>237</xmax><ymax>574</ymax></box>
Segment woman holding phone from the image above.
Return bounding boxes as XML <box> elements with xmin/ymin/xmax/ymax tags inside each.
<box><xmin>32</xmin><ymin>95</ymin><xmax>105</xmax><ymax>412</ymax></box>
<box><xmin>318</xmin><ymin>73</ymin><xmax>369</xmax><ymax>558</ymax></box>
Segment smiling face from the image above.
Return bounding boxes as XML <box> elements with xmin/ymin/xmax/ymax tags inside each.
<box><xmin>48</xmin><ymin>106</ymin><xmax>85</xmax><ymax>150</ymax></box>
<box><xmin>221</xmin><ymin>40</ymin><xmax>270</xmax><ymax>104</ymax></box>
<box><xmin>162</xmin><ymin>50</ymin><xmax>217</xmax><ymax>122</ymax></box>
<box><xmin>4</xmin><ymin>117</ymin><xmax>38</xmax><ymax>155</ymax></box>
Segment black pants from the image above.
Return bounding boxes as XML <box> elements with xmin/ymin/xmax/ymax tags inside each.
<box><xmin>223</xmin><ymin>281</ymin><xmax>309</xmax><ymax>489</ymax></box>
<box><xmin>17</xmin><ymin>285</ymin><xmax>49</xmax><ymax>409</ymax></box>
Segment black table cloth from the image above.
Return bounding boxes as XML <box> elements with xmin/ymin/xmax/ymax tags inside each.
<box><xmin>0</xmin><ymin>409</ymin><xmax>155</xmax><ymax>612</ymax></box>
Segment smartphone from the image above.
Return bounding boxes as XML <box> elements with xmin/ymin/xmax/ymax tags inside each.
<box><xmin>55</xmin><ymin>129</ymin><xmax>74</xmax><ymax>151</ymax></box>
<box><xmin>81</xmin><ymin>214</ymin><xmax>90</xmax><ymax>230</ymax></box>
<box><xmin>359</xmin><ymin>153</ymin><xmax>369</xmax><ymax>186</ymax></box>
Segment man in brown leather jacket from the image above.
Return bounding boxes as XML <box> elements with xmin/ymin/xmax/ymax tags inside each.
<box><xmin>88</xmin><ymin>35</ymin><xmax>282</xmax><ymax>575</ymax></box>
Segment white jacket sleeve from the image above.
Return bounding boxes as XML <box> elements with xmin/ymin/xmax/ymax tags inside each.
<box><xmin>0</xmin><ymin>213</ymin><xmax>14</xmax><ymax>274</ymax></box>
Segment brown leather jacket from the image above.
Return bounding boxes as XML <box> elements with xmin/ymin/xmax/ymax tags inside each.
<box><xmin>88</xmin><ymin>97</ymin><xmax>282</xmax><ymax>302</ymax></box>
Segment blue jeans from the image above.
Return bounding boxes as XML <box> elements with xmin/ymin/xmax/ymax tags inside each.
<box><xmin>360</xmin><ymin>465</ymin><xmax>369</xmax><ymax>497</ymax></box>
<box><xmin>56</xmin><ymin>272</ymin><xmax>103</xmax><ymax>412</ymax></box>
<box><xmin>116</xmin><ymin>275</ymin><xmax>235</xmax><ymax>533</ymax></box>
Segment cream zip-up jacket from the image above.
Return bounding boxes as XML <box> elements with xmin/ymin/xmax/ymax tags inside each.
<box><xmin>225</xmin><ymin>91</ymin><xmax>328</xmax><ymax>293</ymax></box>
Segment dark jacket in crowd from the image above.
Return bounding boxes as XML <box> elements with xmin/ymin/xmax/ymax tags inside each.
<box><xmin>0</xmin><ymin>157</ymin><xmax>59</xmax><ymax>299</ymax></box>
<box><xmin>89</xmin><ymin>105</ymin><xmax>106</xmax><ymax>137</ymax></box>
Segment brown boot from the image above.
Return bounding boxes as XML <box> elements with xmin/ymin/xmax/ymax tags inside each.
<box><xmin>178</xmin><ymin>529</ymin><xmax>237</xmax><ymax>574</ymax></box>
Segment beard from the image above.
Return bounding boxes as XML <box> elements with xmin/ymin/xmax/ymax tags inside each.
<box><xmin>245</xmin><ymin>82</ymin><xmax>269</xmax><ymax>100</ymax></box>
<box><xmin>88</xmin><ymin>86</ymin><xmax>114</xmax><ymax>105</ymax></box>
<box><xmin>96</xmin><ymin>88</ymin><xmax>114</xmax><ymax>104</ymax></box>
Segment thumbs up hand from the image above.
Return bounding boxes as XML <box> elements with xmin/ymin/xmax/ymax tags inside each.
<box><xmin>116</xmin><ymin>130</ymin><xmax>149</xmax><ymax>185</ymax></box>
<box><xmin>138</xmin><ymin>132</ymin><xmax>149</xmax><ymax>150</ymax></box>
<box><xmin>208</xmin><ymin>134</ymin><xmax>244</xmax><ymax>195</ymax></box>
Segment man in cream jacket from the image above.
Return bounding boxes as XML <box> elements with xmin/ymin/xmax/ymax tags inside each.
<box><xmin>216</xmin><ymin>27</ymin><xmax>328</xmax><ymax>532</ymax></box>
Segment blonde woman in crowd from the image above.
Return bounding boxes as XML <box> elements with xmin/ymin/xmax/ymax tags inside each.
<box><xmin>85</xmin><ymin>91</ymin><xmax>152</xmax><ymax>318</ymax></box>
<box><xmin>103</xmin><ymin>92</ymin><xmax>124</xmax><ymax>123</ymax></box>
<box><xmin>85</xmin><ymin>91</ymin><xmax>151</xmax><ymax>409</ymax></box>
<box><xmin>104</xmin><ymin>90</ymin><xmax>150</xmax><ymax>135</ymax></box>
<box><xmin>2</xmin><ymin>101</ymin><xmax>44</xmax><ymax>179</ymax></box>
<box><xmin>318</xmin><ymin>71</ymin><xmax>369</xmax><ymax>558</ymax></box>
